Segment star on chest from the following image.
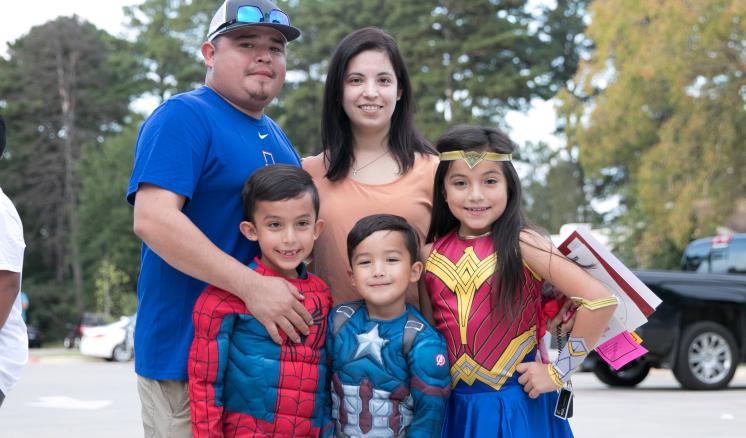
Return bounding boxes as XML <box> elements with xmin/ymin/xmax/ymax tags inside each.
<box><xmin>354</xmin><ymin>324</ymin><xmax>389</xmax><ymax>365</ymax></box>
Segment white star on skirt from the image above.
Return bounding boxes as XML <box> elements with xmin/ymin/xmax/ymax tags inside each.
<box><xmin>353</xmin><ymin>324</ymin><xmax>389</xmax><ymax>365</ymax></box>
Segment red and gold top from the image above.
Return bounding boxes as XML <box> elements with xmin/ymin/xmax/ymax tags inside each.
<box><xmin>424</xmin><ymin>230</ymin><xmax>543</xmax><ymax>390</ymax></box>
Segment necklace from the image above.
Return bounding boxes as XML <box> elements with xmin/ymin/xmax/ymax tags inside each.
<box><xmin>352</xmin><ymin>150</ymin><xmax>389</xmax><ymax>176</ymax></box>
<box><xmin>458</xmin><ymin>230</ymin><xmax>492</xmax><ymax>240</ymax></box>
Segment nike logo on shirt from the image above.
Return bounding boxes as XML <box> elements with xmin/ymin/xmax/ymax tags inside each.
<box><xmin>258</xmin><ymin>133</ymin><xmax>269</xmax><ymax>140</ymax></box>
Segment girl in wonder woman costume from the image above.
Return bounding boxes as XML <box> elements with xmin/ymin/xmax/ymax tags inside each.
<box><xmin>422</xmin><ymin>125</ymin><xmax>618</xmax><ymax>437</ymax></box>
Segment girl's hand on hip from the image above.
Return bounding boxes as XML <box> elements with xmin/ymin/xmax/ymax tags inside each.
<box><xmin>516</xmin><ymin>362</ymin><xmax>559</xmax><ymax>399</ymax></box>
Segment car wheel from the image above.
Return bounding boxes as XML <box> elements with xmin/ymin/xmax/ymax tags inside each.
<box><xmin>673</xmin><ymin>321</ymin><xmax>738</xmax><ymax>390</ymax></box>
<box><xmin>112</xmin><ymin>343</ymin><xmax>133</xmax><ymax>363</ymax></box>
<box><xmin>592</xmin><ymin>358</ymin><xmax>651</xmax><ymax>387</ymax></box>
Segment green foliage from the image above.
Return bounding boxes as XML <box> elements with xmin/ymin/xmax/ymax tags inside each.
<box><xmin>94</xmin><ymin>260</ymin><xmax>137</xmax><ymax>318</ymax></box>
<box><xmin>124</xmin><ymin>0</ymin><xmax>206</xmax><ymax>101</ymax></box>
<box><xmin>524</xmin><ymin>158</ymin><xmax>589</xmax><ymax>233</ymax></box>
<box><xmin>79</xmin><ymin>120</ymin><xmax>142</xmax><ymax>303</ymax></box>
<box><xmin>561</xmin><ymin>0</ymin><xmax>745</xmax><ymax>268</ymax></box>
<box><xmin>0</xmin><ymin>16</ymin><xmax>146</xmax><ymax>312</ymax></box>
<box><xmin>23</xmin><ymin>280</ymin><xmax>78</xmax><ymax>342</ymax></box>
<box><xmin>520</xmin><ymin>139</ymin><xmax>599</xmax><ymax>234</ymax></box>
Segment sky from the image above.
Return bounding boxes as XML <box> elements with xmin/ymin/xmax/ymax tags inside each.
<box><xmin>0</xmin><ymin>0</ymin><xmax>561</xmax><ymax>149</ymax></box>
<box><xmin>0</xmin><ymin>1</ymin><xmax>137</xmax><ymax>56</ymax></box>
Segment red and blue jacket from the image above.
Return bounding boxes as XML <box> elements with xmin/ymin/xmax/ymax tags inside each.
<box><xmin>188</xmin><ymin>258</ymin><xmax>332</xmax><ymax>437</ymax></box>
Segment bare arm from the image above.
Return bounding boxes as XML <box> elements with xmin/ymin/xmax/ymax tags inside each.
<box><xmin>133</xmin><ymin>184</ymin><xmax>311</xmax><ymax>343</ymax></box>
<box><xmin>516</xmin><ymin>230</ymin><xmax>616</xmax><ymax>397</ymax></box>
<box><xmin>0</xmin><ymin>270</ymin><xmax>21</xmax><ymax>328</ymax></box>
<box><xmin>519</xmin><ymin>230</ymin><xmax>614</xmax><ymax>349</ymax></box>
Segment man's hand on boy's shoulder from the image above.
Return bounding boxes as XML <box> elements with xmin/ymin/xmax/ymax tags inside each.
<box><xmin>236</xmin><ymin>270</ymin><xmax>313</xmax><ymax>345</ymax></box>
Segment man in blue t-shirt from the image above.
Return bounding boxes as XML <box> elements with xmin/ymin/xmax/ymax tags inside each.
<box><xmin>127</xmin><ymin>1</ymin><xmax>312</xmax><ymax>436</ymax></box>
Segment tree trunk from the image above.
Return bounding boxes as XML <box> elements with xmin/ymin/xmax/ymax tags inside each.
<box><xmin>55</xmin><ymin>39</ymin><xmax>85</xmax><ymax>312</ymax></box>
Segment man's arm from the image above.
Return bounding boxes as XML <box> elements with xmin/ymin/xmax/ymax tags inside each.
<box><xmin>0</xmin><ymin>270</ymin><xmax>21</xmax><ymax>328</ymax></box>
<box><xmin>133</xmin><ymin>184</ymin><xmax>311</xmax><ymax>343</ymax></box>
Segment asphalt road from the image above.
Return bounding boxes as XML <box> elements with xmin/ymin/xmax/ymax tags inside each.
<box><xmin>1</xmin><ymin>348</ymin><xmax>744</xmax><ymax>437</ymax></box>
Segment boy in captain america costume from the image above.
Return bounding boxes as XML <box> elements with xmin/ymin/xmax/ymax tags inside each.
<box><xmin>327</xmin><ymin>215</ymin><xmax>451</xmax><ymax>437</ymax></box>
<box><xmin>188</xmin><ymin>165</ymin><xmax>332</xmax><ymax>437</ymax></box>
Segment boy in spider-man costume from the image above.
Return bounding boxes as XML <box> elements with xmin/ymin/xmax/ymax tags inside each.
<box><xmin>188</xmin><ymin>165</ymin><xmax>332</xmax><ymax>437</ymax></box>
<box><xmin>327</xmin><ymin>215</ymin><xmax>451</xmax><ymax>437</ymax></box>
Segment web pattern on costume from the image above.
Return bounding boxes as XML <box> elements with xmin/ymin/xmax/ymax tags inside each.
<box><xmin>424</xmin><ymin>231</ymin><xmax>543</xmax><ymax>391</ymax></box>
<box><xmin>188</xmin><ymin>263</ymin><xmax>332</xmax><ymax>438</ymax></box>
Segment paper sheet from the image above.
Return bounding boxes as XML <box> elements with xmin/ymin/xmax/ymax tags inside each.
<box><xmin>596</xmin><ymin>331</ymin><xmax>649</xmax><ymax>370</ymax></box>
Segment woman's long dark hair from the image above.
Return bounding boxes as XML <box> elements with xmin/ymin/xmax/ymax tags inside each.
<box><xmin>320</xmin><ymin>27</ymin><xmax>435</xmax><ymax>181</ymax></box>
<box><xmin>426</xmin><ymin>125</ymin><xmax>531</xmax><ymax>317</ymax></box>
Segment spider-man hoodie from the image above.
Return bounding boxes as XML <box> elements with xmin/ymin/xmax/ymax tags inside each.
<box><xmin>188</xmin><ymin>257</ymin><xmax>332</xmax><ymax>437</ymax></box>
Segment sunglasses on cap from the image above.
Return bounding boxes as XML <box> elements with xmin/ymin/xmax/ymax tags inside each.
<box><xmin>208</xmin><ymin>5</ymin><xmax>291</xmax><ymax>40</ymax></box>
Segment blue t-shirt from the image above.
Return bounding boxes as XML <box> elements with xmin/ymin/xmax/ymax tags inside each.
<box><xmin>127</xmin><ymin>86</ymin><xmax>301</xmax><ymax>380</ymax></box>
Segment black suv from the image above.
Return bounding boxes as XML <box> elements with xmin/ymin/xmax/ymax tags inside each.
<box><xmin>681</xmin><ymin>234</ymin><xmax>746</xmax><ymax>274</ymax></box>
<box><xmin>588</xmin><ymin>270</ymin><xmax>746</xmax><ymax>390</ymax></box>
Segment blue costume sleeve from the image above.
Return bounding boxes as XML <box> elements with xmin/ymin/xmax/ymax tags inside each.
<box><xmin>407</xmin><ymin>333</ymin><xmax>452</xmax><ymax>438</ymax></box>
<box><xmin>317</xmin><ymin>312</ymin><xmax>335</xmax><ymax>437</ymax></box>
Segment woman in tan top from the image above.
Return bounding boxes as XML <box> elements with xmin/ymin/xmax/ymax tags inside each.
<box><xmin>303</xmin><ymin>27</ymin><xmax>438</xmax><ymax>306</ymax></box>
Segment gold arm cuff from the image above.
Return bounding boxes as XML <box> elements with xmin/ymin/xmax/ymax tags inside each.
<box><xmin>438</xmin><ymin>150</ymin><xmax>512</xmax><ymax>168</ymax></box>
<box><xmin>547</xmin><ymin>363</ymin><xmax>564</xmax><ymax>389</ymax></box>
<box><xmin>570</xmin><ymin>295</ymin><xmax>619</xmax><ymax>310</ymax></box>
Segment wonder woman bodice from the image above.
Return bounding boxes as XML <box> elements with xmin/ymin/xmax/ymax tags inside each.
<box><xmin>424</xmin><ymin>230</ymin><xmax>543</xmax><ymax>391</ymax></box>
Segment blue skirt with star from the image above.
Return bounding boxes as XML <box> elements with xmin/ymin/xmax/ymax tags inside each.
<box><xmin>440</xmin><ymin>372</ymin><xmax>573</xmax><ymax>438</ymax></box>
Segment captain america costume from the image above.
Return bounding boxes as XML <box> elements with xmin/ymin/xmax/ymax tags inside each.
<box><xmin>327</xmin><ymin>301</ymin><xmax>451</xmax><ymax>438</ymax></box>
<box><xmin>424</xmin><ymin>230</ymin><xmax>572</xmax><ymax>437</ymax></box>
<box><xmin>188</xmin><ymin>258</ymin><xmax>332</xmax><ymax>437</ymax></box>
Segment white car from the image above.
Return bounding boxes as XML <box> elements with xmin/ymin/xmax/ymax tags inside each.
<box><xmin>80</xmin><ymin>315</ymin><xmax>135</xmax><ymax>362</ymax></box>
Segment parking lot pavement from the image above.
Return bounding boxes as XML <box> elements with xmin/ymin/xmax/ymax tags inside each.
<box><xmin>27</xmin><ymin>347</ymin><xmax>98</xmax><ymax>364</ymax></box>
<box><xmin>4</xmin><ymin>349</ymin><xmax>746</xmax><ymax>437</ymax></box>
<box><xmin>571</xmin><ymin>367</ymin><xmax>746</xmax><ymax>438</ymax></box>
<box><xmin>1</xmin><ymin>355</ymin><xmax>140</xmax><ymax>438</ymax></box>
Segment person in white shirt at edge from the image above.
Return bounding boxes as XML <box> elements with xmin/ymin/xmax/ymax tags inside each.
<box><xmin>0</xmin><ymin>115</ymin><xmax>29</xmax><ymax>409</ymax></box>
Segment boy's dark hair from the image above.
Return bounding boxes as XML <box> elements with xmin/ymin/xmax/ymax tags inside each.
<box><xmin>321</xmin><ymin>27</ymin><xmax>435</xmax><ymax>181</ymax></box>
<box><xmin>0</xmin><ymin>115</ymin><xmax>6</xmax><ymax>156</ymax></box>
<box><xmin>347</xmin><ymin>214</ymin><xmax>420</xmax><ymax>266</ymax></box>
<box><xmin>241</xmin><ymin>165</ymin><xmax>319</xmax><ymax>221</ymax></box>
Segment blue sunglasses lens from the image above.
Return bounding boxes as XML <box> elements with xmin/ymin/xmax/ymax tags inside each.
<box><xmin>236</xmin><ymin>6</ymin><xmax>264</xmax><ymax>23</ymax></box>
<box><xmin>268</xmin><ymin>9</ymin><xmax>290</xmax><ymax>25</ymax></box>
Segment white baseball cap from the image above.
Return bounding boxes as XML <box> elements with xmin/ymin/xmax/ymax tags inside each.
<box><xmin>207</xmin><ymin>0</ymin><xmax>301</xmax><ymax>42</ymax></box>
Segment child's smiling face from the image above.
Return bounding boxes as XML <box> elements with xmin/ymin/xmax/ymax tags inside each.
<box><xmin>240</xmin><ymin>193</ymin><xmax>324</xmax><ymax>278</ymax></box>
<box><xmin>348</xmin><ymin>230</ymin><xmax>422</xmax><ymax>320</ymax></box>
<box><xmin>443</xmin><ymin>159</ymin><xmax>509</xmax><ymax>237</ymax></box>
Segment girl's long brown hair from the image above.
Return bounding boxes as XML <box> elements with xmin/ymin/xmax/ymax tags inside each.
<box><xmin>426</xmin><ymin>125</ymin><xmax>532</xmax><ymax>317</ymax></box>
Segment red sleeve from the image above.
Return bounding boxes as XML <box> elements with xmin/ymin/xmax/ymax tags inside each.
<box><xmin>188</xmin><ymin>286</ymin><xmax>247</xmax><ymax>438</ymax></box>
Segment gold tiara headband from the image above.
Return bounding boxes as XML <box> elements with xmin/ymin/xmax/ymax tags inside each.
<box><xmin>438</xmin><ymin>150</ymin><xmax>512</xmax><ymax>169</ymax></box>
